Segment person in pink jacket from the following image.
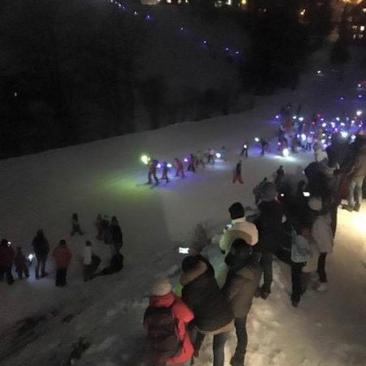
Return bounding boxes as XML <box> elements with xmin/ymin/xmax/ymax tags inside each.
<box><xmin>53</xmin><ymin>240</ymin><xmax>72</xmax><ymax>287</ymax></box>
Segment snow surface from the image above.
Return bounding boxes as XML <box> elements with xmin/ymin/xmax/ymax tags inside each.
<box><xmin>1</xmin><ymin>52</ymin><xmax>366</xmax><ymax>366</ymax></box>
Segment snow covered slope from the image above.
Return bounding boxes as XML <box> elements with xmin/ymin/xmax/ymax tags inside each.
<box><xmin>0</xmin><ymin>56</ymin><xmax>366</xmax><ymax>366</ymax></box>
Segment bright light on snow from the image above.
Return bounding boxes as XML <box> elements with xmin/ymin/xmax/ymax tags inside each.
<box><xmin>282</xmin><ymin>148</ymin><xmax>290</xmax><ymax>157</ymax></box>
<box><xmin>167</xmin><ymin>163</ymin><xmax>172</xmax><ymax>168</ymax></box>
<box><xmin>156</xmin><ymin>163</ymin><xmax>161</xmax><ymax>169</ymax></box>
<box><xmin>298</xmin><ymin>117</ymin><xmax>304</xmax><ymax>122</ymax></box>
<box><xmin>254</xmin><ymin>137</ymin><xmax>260</xmax><ymax>142</ymax></box>
<box><xmin>356</xmin><ymin>110</ymin><xmax>363</xmax><ymax>117</ymax></box>
<box><xmin>215</xmin><ymin>153</ymin><xmax>222</xmax><ymax>159</ymax></box>
<box><xmin>28</xmin><ymin>254</ymin><xmax>34</xmax><ymax>261</ymax></box>
<box><xmin>341</xmin><ymin>131</ymin><xmax>348</xmax><ymax>138</ymax></box>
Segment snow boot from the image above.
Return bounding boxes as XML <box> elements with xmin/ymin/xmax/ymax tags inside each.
<box><xmin>354</xmin><ymin>203</ymin><xmax>361</xmax><ymax>212</ymax></box>
<box><xmin>342</xmin><ymin>204</ymin><xmax>354</xmax><ymax>212</ymax></box>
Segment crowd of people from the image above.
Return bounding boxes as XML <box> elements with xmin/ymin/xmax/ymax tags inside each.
<box><xmin>143</xmin><ymin>129</ymin><xmax>366</xmax><ymax>366</ymax></box>
<box><xmin>0</xmin><ymin>214</ymin><xmax>125</xmax><ymax>287</ymax></box>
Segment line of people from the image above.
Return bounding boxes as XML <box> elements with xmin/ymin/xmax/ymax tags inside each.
<box><xmin>0</xmin><ymin>214</ymin><xmax>125</xmax><ymax>287</ymax></box>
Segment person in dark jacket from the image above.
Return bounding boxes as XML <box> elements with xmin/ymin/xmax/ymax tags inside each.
<box><xmin>0</xmin><ymin>239</ymin><xmax>15</xmax><ymax>285</ymax></box>
<box><xmin>95</xmin><ymin>214</ymin><xmax>104</xmax><ymax>240</ymax></box>
<box><xmin>32</xmin><ymin>229</ymin><xmax>50</xmax><ymax>279</ymax></box>
<box><xmin>110</xmin><ymin>216</ymin><xmax>123</xmax><ymax>253</ymax></box>
<box><xmin>98</xmin><ymin>252</ymin><xmax>124</xmax><ymax>276</ymax></box>
<box><xmin>71</xmin><ymin>213</ymin><xmax>84</xmax><ymax>236</ymax></box>
<box><xmin>274</xmin><ymin>165</ymin><xmax>285</xmax><ymax>190</ymax></box>
<box><xmin>255</xmin><ymin>182</ymin><xmax>284</xmax><ymax>299</ymax></box>
<box><xmin>180</xmin><ymin>256</ymin><xmax>233</xmax><ymax>366</ymax></box>
<box><xmin>222</xmin><ymin>239</ymin><xmax>261</xmax><ymax>366</ymax></box>
<box><xmin>14</xmin><ymin>247</ymin><xmax>29</xmax><ymax>279</ymax></box>
<box><xmin>161</xmin><ymin>161</ymin><xmax>170</xmax><ymax>183</ymax></box>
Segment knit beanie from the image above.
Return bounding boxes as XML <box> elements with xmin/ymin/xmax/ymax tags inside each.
<box><xmin>151</xmin><ymin>278</ymin><xmax>172</xmax><ymax>297</ymax></box>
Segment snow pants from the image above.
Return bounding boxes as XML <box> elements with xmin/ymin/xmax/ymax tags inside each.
<box><xmin>0</xmin><ymin>266</ymin><xmax>14</xmax><ymax>285</ymax></box>
<box><xmin>35</xmin><ymin>254</ymin><xmax>47</xmax><ymax>278</ymax></box>
<box><xmin>260</xmin><ymin>251</ymin><xmax>273</xmax><ymax>293</ymax></box>
<box><xmin>317</xmin><ymin>253</ymin><xmax>327</xmax><ymax>283</ymax></box>
<box><xmin>348</xmin><ymin>176</ymin><xmax>365</xmax><ymax>208</ymax></box>
<box><xmin>55</xmin><ymin>268</ymin><xmax>68</xmax><ymax>287</ymax></box>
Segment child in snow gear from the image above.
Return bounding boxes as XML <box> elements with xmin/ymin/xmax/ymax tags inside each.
<box><xmin>144</xmin><ymin>278</ymin><xmax>194</xmax><ymax>366</ymax></box>
<box><xmin>187</xmin><ymin>154</ymin><xmax>196</xmax><ymax>173</ymax></box>
<box><xmin>83</xmin><ymin>241</ymin><xmax>101</xmax><ymax>281</ymax></box>
<box><xmin>148</xmin><ymin>160</ymin><xmax>160</xmax><ymax>185</ymax></box>
<box><xmin>14</xmin><ymin>247</ymin><xmax>29</xmax><ymax>279</ymax></box>
<box><xmin>161</xmin><ymin>162</ymin><xmax>170</xmax><ymax>183</ymax></box>
<box><xmin>0</xmin><ymin>239</ymin><xmax>15</xmax><ymax>285</ymax></box>
<box><xmin>71</xmin><ymin>213</ymin><xmax>84</xmax><ymax>236</ymax></box>
<box><xmin>232</xmin><ymin>161</ymin><xmax>243</xmax><ymax>184</ymax></box>
<box><xmin>53</xmin><ymin>239</ymin><xmax>72</xmax><ymax>287</ymax></box>
<box><xmin>175</xmin><ymin>158</ymin><xmax>185</xmax><ymax>179</ymax></box>
<box><xmin>240</xmin><ymin>144</ymin><xmax>248</xmax><ymax>158</ymax></box>
<box><xmin>180</xmin><ymin>256</ymin><xmax>233</xmax><ymax>366</ymax></box>
<box><xmin>32</xmin><ymin>229</ymin><xmax>50</xmax><ymax>279</ymax></box>
<box><xmin>222</xmin><ymin>239</ymin><xmax>261</xmax><ymax>366</ymax></box>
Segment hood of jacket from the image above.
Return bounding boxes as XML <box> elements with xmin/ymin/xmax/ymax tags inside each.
<box><xmin>180</xmin><ymin>260</ymin><xmax>207</xmax><ymax>286</ymax></box>
<box><xmin>149</xmin><ymin>292</ymin><xmax>176</xmax><ymax>308</ymax></box>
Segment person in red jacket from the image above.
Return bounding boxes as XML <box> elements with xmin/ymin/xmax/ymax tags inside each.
<box><xmin>53</xmin><ymin>239</ymin><xmax>72</xmax><ymax>287</ymax></box>
<box><xmin>0</xmin><ymin>239</ymin><xmax>15</xmax><ymax>285</ymax></box>
<box><xmin>144</xmin><ymin>278</ymin><xmax>194</xmax><ymax>366</ymax></box>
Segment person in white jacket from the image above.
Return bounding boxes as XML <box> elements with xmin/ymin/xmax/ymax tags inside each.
<box><xmin>83</xmin><ymin>241</ymin><xmax>100</xmax><ymax>281</ymax></box>
<box><xmin>308</xmin><ymin>197</ymin><xmax>334</xmax><ymax>292</ymax></box>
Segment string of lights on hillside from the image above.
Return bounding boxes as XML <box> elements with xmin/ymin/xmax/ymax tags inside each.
<box><xmin>108</xmin><ymin>0</ymin><xmax>244</xmax><ymax>62</ymax></box>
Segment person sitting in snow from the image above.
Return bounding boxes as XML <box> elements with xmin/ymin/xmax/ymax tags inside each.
<box><xmin>232</xmin><ymin>160</ymin><xmax>244</xmax><ymax>184</ymax></box>
<box><xmin>148</xmin><ymin>159</ymin><xmax>159</xmax><ymax>185</ymax></box>
<box><xmin>14</xmin><ymin>247</ymin><xmax>29</xmax><ymax>280</ymax></box>
<box><xmin>144</xmin><ymin>278</ymin><xmax>194</xmax><ymax>366</ymax></box>
<box><xmin>71</xmin><ymin>213</ymin><xmax>84</xmax><ymax>236</ymax></box>
<box><xmin>174</xmin><ymin>158</ymin><xmax>185</xmax><ymax>179</ymax></box>
<box><xmin>83</xmin><ymin>241</ymin><xmax>101</xmax><ymax>281</ymax></box>
<box><xmin>161</xmin><ymin>161</ymin><xmax>170</xmax><ymax>183</ymax></box>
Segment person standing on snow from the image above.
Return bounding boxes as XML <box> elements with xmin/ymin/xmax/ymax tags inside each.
<box><xmin>274</xmin><ymin>165</ymin><xmax>285</xmax><ymax>190</ymax></box>
<box><xmin>144</xmin><ymin>278</ymin><xmax>194</xmax><ymax>366</ymax></box>
<box><xmin>53</xmin><ymin>239</ymin><xmax>72</xmax><ymax>287</ymax></box>
<box><xmin>232</xmin><ymin>161</ymin><xmax>244</xmax><ymax>184</ymax></box>
<box><xmin>308</xmin><ymin>197</ymin><xmax>334</xmax><ymax>292</ymax></box>
<box><xmin>161</xmin><ymin>161</ymin><xmax>170</xmax><ymax>183</ymax></box>
<box><xmin>110</xmin><ymin>216</ymin><xmax>123</xmax><ymax>254</ymax></box>
<box><xmin>260</xmin><ymin>138</ymin><xmax>268</xmax><ymax>156</ymax></box>
<box><xmin>196</xmin><ymin>151</ymin><xmax>206</xmax><ymax>168</ymax></box>
<box><xmin>187</xmin><ymin>154</ymin><xmax>196</xmax><ymax>173</ymax></box>
<box><xmin>148</xmin><ymin>159</ymin><xmax>160</xmax><ymax>185</ymax></box>
<box><xmin>71</xmin><ymin>213</ymin><xmax>84</xmax><ymax>236</ymax></box>
<box><xmin>180</xmin><ymin>256</ymin><xmax>234</xmax><ymax>366</ymax></box>
<box><xmin>14</xmin><ymin>247</ymin><xmax>29</xmax><ymax>280</ymax></box>
<box><xmin>207</xmin><ymin>148</ymin><xmax>215</xmax><ymax>164</ymax></box>
<box><xmin>175</xmin><ymin>158</ymin><xmax>185</xmax><ymax>179</ymax></box>
<box><xmin>222</xmin><ymin>239</ymin><xmax>261</xmax><ymax>366</ymax></box>
<box><xmin>32</xmin><ymin>229</ymin><xmax>50</xmax><ymax>279</ymax></box>
<box><xmin>219</xmin><ymin>202</ymin><xmax>259</xmax><ymax>256</ymax></box>
<box><xmin>255</xmin><ymin>182</ymin><xmax>285</xmax><ymax>299</ymax></box>
<box><xmin>95</xmin><ymin>214</ymin><xmax>104</xmax><ymax>240</ymax></box>
<box><xmin>240</xmin><ymin>144</ymin><xmax>248</xmax><ymax>158</ymax></box>
<box><xmin>0</xmin><ymin>239</ymin><xmax>15</xmax><ymax>285</ymax></box>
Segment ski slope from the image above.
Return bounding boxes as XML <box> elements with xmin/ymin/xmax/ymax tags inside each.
<box><xmin>0</xmin><ymin>56</ymin><xmax>366</xmax><ymax>366</ymax></box>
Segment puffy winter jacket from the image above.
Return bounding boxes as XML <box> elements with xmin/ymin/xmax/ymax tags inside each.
<box><xmin>180</xmin><ymin>260</ymin><xmax>233</xmax><ymax>333</ymax></box>
<box><xmin>32</xmin><ymin>235</ymin><xmax>50</xmax><ymax>257</ymax></box>
<box><xmin>222</xmin><ymin>262</ymin><xmax>261</xmax><ymax>318</ymax></box>
<box><xmin>219</xmin><ymin>218</ymin><xmax>258</xmax><ymax>255</ymax></box>
<box><xmin>0</xmin><ymin>244</ymin><xmax>15</xmax><ymax>267</ymax></box>
<box><xmin>53</xmin><ymin>245</ymin><xmax>72</xmax><ymax>268</ymax></box>
<box><xmin>256</xmin><ymin>200</ymin><xmax>285</xmax><ymax>253</ymax></box>
<box><xmin>145</xmin><ymin>292</ymin><xmax>194</xmax><ymax>366</ymax></box>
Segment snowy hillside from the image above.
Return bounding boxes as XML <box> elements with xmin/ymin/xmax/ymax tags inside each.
<box><xmin>1</xmin><ymin>53</ymin><xmax>366</xmax><ymax>366</ymax></box>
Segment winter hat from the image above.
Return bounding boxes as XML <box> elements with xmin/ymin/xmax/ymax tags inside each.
<box><xmin>229</xmin><ymin>202</ymin><xmax>245</xmax><ymax>220</ymax></box>
<box><xmin>261</xmin><ymin>182</ymin><xmax>278</xmax><ymax>202</ymax></box>
<box><xmin>151</xmin><ymin>278</ymin><xmax>172</xmax><ymax>297</ymax></box>
<box><xmin>308</xmin><ymin>197</ymin><xmax>322</xmax><ymax>211</ymax></box>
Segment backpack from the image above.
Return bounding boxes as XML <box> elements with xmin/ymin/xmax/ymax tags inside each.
<box><xmin>144</xmin><ymin>304</ymin><xmax>181</xmax><ymax>362</ymax></box>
